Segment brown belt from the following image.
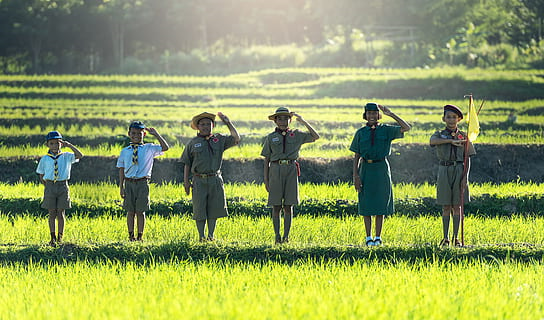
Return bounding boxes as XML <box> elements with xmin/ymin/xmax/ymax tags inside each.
<box><xmin>271</xmin><ymin>159</ymin><xmax>296</xmax><ymax>165</ymax></box>
<box><xmin>362</xmin><ymin>158</ymin><xmax>384</xmax><ymax>163</ymax></box>
<box><xmin>125</xmin><ymin>177</ymin><xmax>149</xmax><ymax>182</ymax></box>
<box><xmin>439</xmin><ymin>160</ymin><xmax>464</xmax><ymax>166</ymax></box>
<box><xmin>194</xmin><ymin>172</ymin><xmax>219</xmax><ymax>178</ymax></box>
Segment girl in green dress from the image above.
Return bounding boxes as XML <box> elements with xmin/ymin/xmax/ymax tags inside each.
<box><xmin>350</xmin><ymin>103</ymin><xmax>411</xmax><ymax>246</ymax></box>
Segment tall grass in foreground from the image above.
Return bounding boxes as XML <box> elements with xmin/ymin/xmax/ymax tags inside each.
<box><xmin>0</xmin><ymin>259</ymin><xmax>543</xmax><ymax>319</ymax></box>
<box><xmin>1</xmin><ymin>215</ymin><xmax>544</xmax><ymax>246</ymax></box>
<box><xmin>0</xmin><ymin>181</ymin><xmax>541</xmax><ymax>202</ymax></box>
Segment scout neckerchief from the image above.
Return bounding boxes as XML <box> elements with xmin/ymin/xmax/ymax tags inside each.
<box><xmin>47</xmin><ymin>150</ymin><xmax>63</xmax><ymax>182</ymax></box>
<box><xmin>129</xmin><ymin>142</ymin><xmax>143</xmax><ymax>164</ymax></box>
<box><xmin>275</xmin><ymin>127</ymin><xmax>291</xmax><ymax>153</ymax></box>
<box><xmin>366</xmin><ymin>122</ymin><xmax>378</xmax><ymax>146</ymax></box>
<box><xmin>198</xmin><ymin>133</ymin><xmax>214</xmax><ymax>155</ymax></box>
<box><xmin>443</xmin><ymin>127</ymin><xmax>464</xmax><ymax>160</ymax></box>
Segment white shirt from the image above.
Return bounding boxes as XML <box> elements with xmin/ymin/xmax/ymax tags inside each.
<box><xmin>36</xmin><ymin>152</ymin><xmax>78</xmax><ymax>181</ymax></box>
<box><xmin>116</xmin><ymin>143</ymin><xmax>164</xmax><ymax>179</ymax></box>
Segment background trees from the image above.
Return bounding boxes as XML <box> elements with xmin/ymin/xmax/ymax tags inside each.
<box><xmin>0</xmin><ymin>0</ymin><xmax>541</xmax><ymax>74</ymax></box>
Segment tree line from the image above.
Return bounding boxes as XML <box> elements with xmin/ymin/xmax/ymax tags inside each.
<box><xmin>0</xmin><ymin>0</ymin><xmax>542</xmax><ymax>74</ymax></box>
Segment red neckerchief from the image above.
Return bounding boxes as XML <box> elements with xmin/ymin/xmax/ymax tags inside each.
<box><xmin>275</xmin><ymin>127</ymin><xmax>290</xmax><ymax>153</ymax></box>
<box><xmin>366</xmin><ymin>122</ymin><xmax>378</xmax><ymax>146</ymax></box>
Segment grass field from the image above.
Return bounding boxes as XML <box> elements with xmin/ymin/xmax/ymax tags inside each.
<box><xmin>1</xmin><ymin>68</ymin><xmax>543</xmax><ymax>319</ymax></box>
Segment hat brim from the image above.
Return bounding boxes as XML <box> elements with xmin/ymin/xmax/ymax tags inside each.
<box><xmin>191</xmin><ymin>112</ymin><xmax>216</xmax><ymax>130</ymax></box>
<box><xmin>268</xmin><ymin>112</ymin><xmax>294</xmax><ymax>120</ymax></box>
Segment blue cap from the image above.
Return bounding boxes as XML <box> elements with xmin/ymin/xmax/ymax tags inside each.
<box><xmin>129</xmin><ymin>121</ymin><xmax>146</xmax><ymax>130</ymax></box>
<box><xmin>45</xmin><ymin>131</ymin><xmax>63</xmax><ymax>141</ymax></box>
<box><xmin>365</xmin><ymin>103</ymin><xmax>379</xmax><ymax>111</ymax></box>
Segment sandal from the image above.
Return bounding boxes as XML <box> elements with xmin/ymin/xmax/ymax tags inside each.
<box><xmin>454</xmin><ymin>239</ymin><xmax>463</xmax><ymax>247</ymax></box>
<box><xmin>282</xmin><ymin>236</ymin><xmax>289</xmax><ymax>244</ymax></box>
<box><xmin>439</xmin><ymin>238</ymin><xmax>450</xmax><ymax>246</ymax></box>
<box><xmin>366</xmin><ymin>239</ymin><xmax>375</xmax><ymax>246</ymax></box>
<box><xmin>275</xmin><ymin>235</ymin><xmax>282</xmax><ymax>244</ymax></box>
<box><xmin>373</xmin><ymin>238</ymin><xmax>382</xmax><ymax>246</ymax></box>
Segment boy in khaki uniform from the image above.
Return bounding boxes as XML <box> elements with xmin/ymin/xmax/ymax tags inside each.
<box><xmin>117</xmin><ymin>121</ymin><xmax>169</xmax><ymax>241</ymax></box>
<box><xmin>181</xmin><ymin>112</ymin><xmax>240</xmax><ymax>242</ymax></box>
<box><xmin>430</xmin><ymin>104</ymin><xmax>476</xmax><ymax>247</ymax></box>
<box><xmin>36</xmin><ymin>131</ymin><xmax>84</xmax><ymax>246</ymax></box>
<box><xmin>261</xmin><ymin>107</ymin><xmax>320</xmax><ymax>244</ymax></box>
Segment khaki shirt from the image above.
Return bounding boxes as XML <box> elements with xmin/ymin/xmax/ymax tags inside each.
<box><xmin>430</xmin><ymin>129</ymin><xmax>476</xmax><ymax>161</ymax></box>
<box><xmin>261</xmin><ymin>129</ymin><xmax>315</xmax><ymax>161</ymax></box>
<box><xmin>180</xmin><ymin>134</ymin><xmax>236</xmax><ymax>174</ymax></box>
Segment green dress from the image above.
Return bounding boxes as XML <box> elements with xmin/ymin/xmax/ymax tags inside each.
<box><xmin>349</xmin><ymin>124</ymin><xmax>403</xmax><ymax>216</ymax></box>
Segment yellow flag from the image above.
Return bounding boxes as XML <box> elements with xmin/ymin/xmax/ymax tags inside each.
<box><xmin>466</xmin><ymin>95</ymin><xmax>480</xmax><ymax>142</ymax></box>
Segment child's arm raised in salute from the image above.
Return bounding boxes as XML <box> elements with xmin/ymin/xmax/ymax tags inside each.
<box><xmin>293</xmin><ymin>113</ymin><xmax>320</xmax><ymax>141</ymax></box>
<box><xmin>61</xmin><ymin>140</ymin><xmax>84</xmax><ymax>159</ymax></box>
<box><xmin>146</xmin><ymin>127</ymin><xmax>169</xmax><ymax>151</ymax></box>
<box><xmin>218</xmin><ymin>112</ymin><xmax>240</xmax><ymax>145</ymax></box>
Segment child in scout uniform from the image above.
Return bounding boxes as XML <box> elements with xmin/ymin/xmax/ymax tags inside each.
<box><xmin>181</xmin><ymin>112</ymin><xmax>240</xmax><ymax>242</ymax></box>
<box><xmin>350</xmin><ymin>103</ymin><xmax>411</xmax><ymax>246</ymax></box>
<box><xmin>261</xmin><ymin>107</ymin><xmax>320</xmax><ymax>244</ymax></box>
<box><xmin>430</xmin><ymin>104</ymin><xmax>476</xmax><ymax>247</ymax></box>
<box><xmin>36</xmin><ymin>131</ymin><xmax>84</xmax><ymax>246</ymax></box>
<box><xmin>117</xmin><ymin>121</ymin><xmax>169</xmax><ymax>241</ymax></box>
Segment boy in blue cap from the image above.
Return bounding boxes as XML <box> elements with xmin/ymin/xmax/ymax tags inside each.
<box><xmin>430</xmin><ymin>104</ymin><xmax>476</xmax><ymax>247</ymax></box>
<box><xmin>350</xmin><ymin>103</ymin><xmax>410</xmax><ymax>246</ymax></box>
<box><xmin>117</xmin><ymin>121</ymin><xmax>169</xmax><ymax>241</ymax></box>
<box><xmin>36</xmin><ymin>131</ymin><xmax>84</xmax><ymax>246</ymax></box>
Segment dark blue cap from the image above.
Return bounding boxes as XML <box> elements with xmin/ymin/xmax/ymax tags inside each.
<box><xmin>365</xmin><ymin>103</ymin><xmax>379</xmax><ymax>111</ymax></box>
<box><xmin>45</xmin><ymin>131</ymin><xmax>62</xmax><ymax>141</ymax></box>
<box><xmin>444</xmin><ymin>104</ymin><xmax>463</xmax><ymax>119</ymax></box>
<box><xmin>129</xmin><ymin>121</ymin><xmax>146</xmax><ymax>130</ymax></box>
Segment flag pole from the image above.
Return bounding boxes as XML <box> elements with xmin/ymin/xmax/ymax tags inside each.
<box><xmin>459</xmin><ymin>95</ymin><xmax>472</xmax><ymax>246</ymax></box>
<box><xmin>460</xmin><ymin>94</ymin><xmax>484</xmax><ymax>246</ymax></box>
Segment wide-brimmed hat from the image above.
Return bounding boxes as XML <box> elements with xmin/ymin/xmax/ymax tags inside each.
<box><xmin>268</xmin><ymin>107</ymin><xmax>294</xmax><ymax>120</ymax></box>
<box><xmin>45</xmin><ymin>131</ymin><xmax>63</xmax><ymax>141</ymax></box>
<box><xmin>191</xmin><ymin>112</ymin><xmax>216</xmax><ymax>130</ymax></box>
<box><xmin>443</xmin><ymin>104</ymin><xmax>463</xmax><ymax>119</ymax></box>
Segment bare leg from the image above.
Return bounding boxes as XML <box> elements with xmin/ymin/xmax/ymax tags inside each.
<box><xmin>207</xmin><ymin>218</ymin><xmax>217</xmax><ymax>240</ymax></box>
<box><xmin>364</xmin><ymin>216</ymin><xmax>372</xmax><ymax>238</ymax></box>
<box><xmin>272</xmin><ymin>205</ymin><xmax>282</xmax><ymax>243</ymax></box>
<box><xmin>442</xmin><ymin>206</ymin><xmax>452</xmax><ymax>240</ymax></box>
<box><xmin>282</xmin><ymin>205</ymin><xmax>293</xmax><ymax>242</ymax></box>
<box><xmin>196</xmin><ymin>220</ymin><xmax>206</xmax><ymax>241</ymax></box>
<box><xmin>375</xmin><ymin>215</ymin><xmax>384</xmax><ymax>237</ymax></box>
<box><xmin>57</xmin><ymin>209</ymin><xmax>65</xmax><ymax>243</ymax></box>
<box><xmin>452</xmin><ymin>205</ymin><xmax>462</xmax><ymax>245</ymax></box>
<box><xmin>127</xmin><ymin>211</ymin><xmax>136</xmax><ymax>240</ymax></box>
<box><xmin>48</xmin><ymin>209</ymin><xmax>57</xmax><ymax>245</ymax></box>
<box><xmin>136</xmin><ymin>211</ymin><xmax>145</xmax><ymax>240</ymax></box>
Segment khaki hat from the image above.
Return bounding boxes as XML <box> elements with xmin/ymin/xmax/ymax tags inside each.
<box><xmin>268</xmin><ymin>106</ymin><xmax>294</xmax><ymax>120</ymax></box>
<box><xmin>190</xmin><ymin>112</ymin><xmax>216</xmax><ymax>130</ymax></box>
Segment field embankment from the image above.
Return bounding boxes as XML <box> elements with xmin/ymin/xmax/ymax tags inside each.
<box><xmin>1</xmin><ymin>144</ymin><xmax>541</xmax><ymax>184</ymax></box>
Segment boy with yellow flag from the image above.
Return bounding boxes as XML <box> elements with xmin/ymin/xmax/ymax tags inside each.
<box><xmin>430</xmin><ymin>102</ymin><xmax>477</xmax><ymax>247</ymax></box>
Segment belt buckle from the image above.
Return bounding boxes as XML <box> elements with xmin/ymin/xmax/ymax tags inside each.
<box><xmin>366</xmin><ymin>159</ymin><xmax>374</xmax><ymax>163</ymax></box>
<box><xmin>278</xmin><ymin>160</ymin><xmax>289</xmax><ymax>165</ymax></box>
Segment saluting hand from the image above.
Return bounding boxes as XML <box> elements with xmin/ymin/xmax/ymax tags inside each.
<box><xmin>146</xmin><ymin>127</ymin><xmax>159</xmax><ymax>136</ymax></box>
<box><xmin>217</xmin><ymin>112</ymin><xmax>230</xmax><ymax>123</ymax></box>
<box><xmin>378</xmin><ymin>105</ymin><xmax>394</xmax><ymax>117</ymax></box>
<box><xmin>292</xmin><ymin>113</ymin><xmax>306</xmax><ymax>123</ymax></box>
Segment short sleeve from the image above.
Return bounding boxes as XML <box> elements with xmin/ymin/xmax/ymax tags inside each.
<box><xmin>180</xmin><ymin>144</ymin><xmax>192</xmax><ymax>166</ymax></box>
<box><xmin>36</xmin><ymin>156</ymin><xmax>46</xmax><ymax>174</ymax></box>
<box><xmin>349</xmin><ymin>129</ymin><xmax>362</xmax><ymax>154</ymax></box>
<box><xmin>223</xmin><ymin>135</ymin><xmax>237</xmax><ymax>150</ymax></box>
<box><xmin>260</xmin><ymin>136</ymin><xmax>271</xmax><ymax>158</ymax></box>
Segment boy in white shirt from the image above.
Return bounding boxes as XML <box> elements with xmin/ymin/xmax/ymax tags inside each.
<box><xmin>117</xmin><ymin>121</ymin><xmax>169</xmax><ymax>241</ymax></box>
<box><xmin>36</xmin><ymin>131</ymin><xmax>84</xmax><ymax>246</ymax></box>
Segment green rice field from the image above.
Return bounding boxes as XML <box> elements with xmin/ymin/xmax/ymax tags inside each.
<box><xmin>1</xmin><ymin>68</ymin><xmax>543</xmax><ymax>319</ymax></box>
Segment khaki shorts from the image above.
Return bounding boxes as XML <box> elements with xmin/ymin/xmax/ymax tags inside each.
<box><xmin>436</xmin><ymin>164</ymin><xmax>470</xmax><ymax>205</ymax></box>
<box><xmin>267</xmin><ymin>162</ymin><xmax>299</xmax><ymax>206</ymax></box>
<box><xmin>124</xmin><ymin>179</ymin><xmax>150</xmax><ymax>212</ymax></box>
<box><xmin>192</xmin><ymin>175</ymin><xmax>228</xmax><ymax>220</ymax></box>
<box><xmin>42</xmin><ymin>180</ymin><xmax>71</xmax><ymax>210</ymax></box>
